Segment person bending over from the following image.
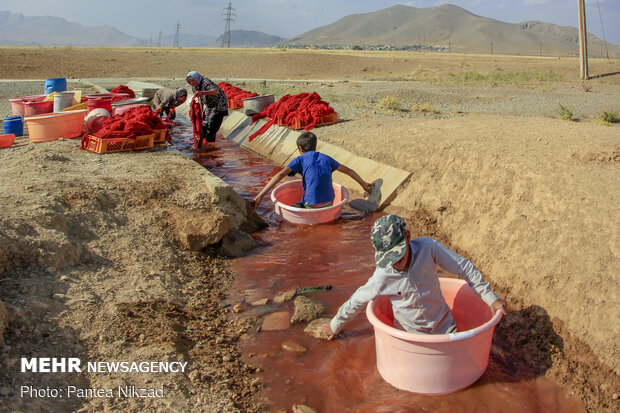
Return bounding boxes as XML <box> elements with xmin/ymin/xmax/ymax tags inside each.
<box><xmin>250</xmin><ymin>132</ymin><xmax>373</xmax><ymax>209</ymax></box>
<box><xmin>318</xmin><ymin>214</ymin><xmax>507</xmax><ymax>339</ymax></box>
<box><xmin>152</xmin><ymin>87</ymin><xmax>187</xmax><ymax>121</ymax></box>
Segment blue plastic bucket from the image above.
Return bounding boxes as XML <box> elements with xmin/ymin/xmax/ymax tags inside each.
<box><xmin>3</xmin><ymin>112</ymin><xmax>24</xmax><ymax>136</ymax></box>
<box><xmin>44</xmin><ymin>78</ymin><xmax>67</xmax><ymax>95</ymax></box>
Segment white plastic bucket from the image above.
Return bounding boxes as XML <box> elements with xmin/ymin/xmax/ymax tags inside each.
<box><xmin>53</xmin><ymin>91</ymin><xmax>75</xmax><ymax>112</ymax></box>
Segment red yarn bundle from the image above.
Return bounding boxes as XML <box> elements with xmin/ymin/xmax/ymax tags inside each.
<box><xmin>110</xmin><ymin>85</ymin><xmax>136</xmax><ymax>102</ymax></box>
<box><xmin>248</xmin><ymin>92</ymin><xmax>335</xmax><ymax>141</ymax></box>
<box><xmin>82</xmin><ymin>106</ymin><xmax>165</xmax><ymax>144</ymax></box>
<box><xmin>189</xmin><ymin>97</ymin><xmax>203</xmax><ymax>147</ymax></box>
<box><xmin>217</xmin><ymin>82</ymin><xmax>258</xmax><ymax>101</ymax></box>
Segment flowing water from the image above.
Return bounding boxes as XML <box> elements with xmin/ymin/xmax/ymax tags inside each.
<box><xmin>173</xmin><ymin>125</ymin><xmax>586</xmax><ymax>413</ymax></box>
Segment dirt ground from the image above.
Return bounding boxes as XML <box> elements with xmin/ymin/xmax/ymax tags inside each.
<box><xmin>0</xmin><ymin>47</ymin><xmax>619</xmax><ymax>412</ymax></box>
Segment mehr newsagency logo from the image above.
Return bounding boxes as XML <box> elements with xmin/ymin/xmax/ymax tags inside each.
<box><xmin>18</xmin><ymin>357</ymin><xmax>188</xmax><ymax>399</ymax></box>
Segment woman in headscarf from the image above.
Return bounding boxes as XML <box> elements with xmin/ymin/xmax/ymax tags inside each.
<box><xmin>186</xmin><ymin>71</ymin><xmax>228</xmax><ymax>148</ymax></box>
<box><xmin>152</xmin><ymin>87</ymin><xmax>187</xmax><ymax>121</ymax></box>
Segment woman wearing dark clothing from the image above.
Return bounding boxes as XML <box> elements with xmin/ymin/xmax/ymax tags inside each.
<box><xmin>186</xmin><ymin>71</ymin><xmax>228</xmax><ymax>148</ymax></box>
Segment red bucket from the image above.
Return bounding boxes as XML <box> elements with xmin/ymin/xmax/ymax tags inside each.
<box><xmin>87</xmin><ymin>97</ymin><xmax>112</xmax><ymax>113</ymax></box>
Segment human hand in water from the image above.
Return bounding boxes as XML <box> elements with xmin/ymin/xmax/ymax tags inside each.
<box><xmin>317</xmin><ymin>323</ymin><xmax>336</xmax><ymax>340</ymax></box>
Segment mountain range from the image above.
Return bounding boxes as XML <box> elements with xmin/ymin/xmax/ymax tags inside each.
<box><xmin>285</xmin><ymin>4</ymin><xmax>619</xmax><ymax>57</ymax></box>
<box><xmin>0</xmin><ymin>6</ymin><xmax>617</xmax><ymax>57</ymax></box>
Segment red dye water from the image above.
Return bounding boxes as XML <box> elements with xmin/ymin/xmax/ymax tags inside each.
<box><xmin>171</xmin><ymin>126</ymin><xmax>587</xmax><ymax>413</ymax></box>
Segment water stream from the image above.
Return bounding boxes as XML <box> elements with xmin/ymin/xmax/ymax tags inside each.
<box><xmin>172</xmin><ymin>125</ymin><xmax>586</xmax><ymax>413</ymax></box>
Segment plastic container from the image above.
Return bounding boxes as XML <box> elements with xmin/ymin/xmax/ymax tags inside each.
<box><xmin>270</xmin><ymin>180</ymin><xmax>349</xmax><ymax>225</ymax></box>
<box><xmin>3</xmin><ymin>112</ymin><xmax>24</xmax><ymax>136</ymax></box>
<box><xmin>23</xmin><ymin>100</ymin><xmax>54</xmax><ymax>117</ymax></box>
<box><xmin>243</xmin><ymin>94</ymin><xmax>275</xmax><ymax>115</ymax></box>
<box><xmin>53</xmin><ymin>91</ymin><xmax>75</xmax><ymax>112</ymax></box>
<box><xmin>0</xmin><ymin>133</ymin><xmax>15</xmax><ymax>148</ymax></box>
<box><xmin>366</xmin><ymin>278</ymin><xmax>503</xmax><ymax>395</ymax></box>
<box><xmin>9</xmin><ymin>95</ymin><xmax>45</xmax><ymax>116</ymax></box>
<box><xmin>111</xmin><ymin>103</ymin><xmax>149</xmax><ymax>116</ymax></box>
<box><xmin>44</xmin><ymin>78</ymin><xmax>67</xmax><ymax>95</ymax></box>
<box><xmin>85</xmin><ymin>108</ymin><xmax>110</xmax><ymax>133</ymax></box>
<box><xmin>85</xmin><ymin>94</ymin><xmax>129</xmax><ymax>114</ymax></box>
<box><xmin>86</xmin><ymin>97</ymin><xmax>112</xmax><ymax>114</ymax></box>
<box><xmin>111</xmin><ymin>97</ymin><xmax>150</xmax><ymax>107</ymax></box>
<box><xmin>25</xmin><ymin>110</ymin><xmax>87</xmax><ymax>143</ymax></box>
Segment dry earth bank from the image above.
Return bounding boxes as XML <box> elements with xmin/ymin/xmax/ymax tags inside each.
<box><xmin>0</xmin><ymin>48</ymin><xmax>619</xmax><ymax>412</ymax></box>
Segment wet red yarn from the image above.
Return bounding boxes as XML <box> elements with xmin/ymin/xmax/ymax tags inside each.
<box><xmin>248</xmin><ymin>92</ymin><xmax>335</xmax><ymax>141</ymax></box>
<box><xmin>110</xmin><ymin>85</ymin><xmax>136</xmax><ymax>102</ymax></box>
<box><xmin>217</xmin><ymin>82</ymin><xmax>258</xmax><ymax>104</ymax></box>
<box><xmin>189</xmin><ymin>97</ymin><xmax>203</xmax><ymax>147</ymax></box>
<box><xmin>91</xmin><ymin>106</ymin><xmax>164</xmax><ymax>140</ymax></box>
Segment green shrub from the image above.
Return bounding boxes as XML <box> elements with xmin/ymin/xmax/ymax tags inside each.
<box><xmin>557</xmin><ymin>104</ymin><xmax>575</xmax><ymax>121</ymax></box>
<box><xmin>379</xmin><ymin>96</ymin><xmax>401</xmax><ymax>111</ymax></box>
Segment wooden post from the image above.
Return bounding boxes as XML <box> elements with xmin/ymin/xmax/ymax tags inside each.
<box><xmin>578</xmin><ymin>0</ymin><xmax>589</xmax><ymax>79</ymax></box>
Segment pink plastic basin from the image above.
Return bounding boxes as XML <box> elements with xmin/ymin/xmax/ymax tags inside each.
<box><xmin>270</xmin><ymin>180</ymin><xmax>349</xmax><ymax>225</ymax></box>
<box><xmin>366</xmin><ymin>278</ymin><xmax>503</xmax><ymax>395</ymax></box>
<box><xmin>25</xmin><ymin>110</ymin><xmax>87</xmax><ymax>143</ymax></box>
<box><xmin>22</xmin><ymin>100</ymin><xmax>54</xmax><ymax>117</ymax></box>
<box><xmin>9</xmin><ymin>95</ymin><xmax>45</xmax><ymax>116</ymax></box>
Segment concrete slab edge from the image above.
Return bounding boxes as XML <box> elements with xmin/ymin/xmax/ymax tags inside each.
<box><xmin>219</xmin><ymin>112</ymin><xmax>412</xmax><ymax>210</ymax></box>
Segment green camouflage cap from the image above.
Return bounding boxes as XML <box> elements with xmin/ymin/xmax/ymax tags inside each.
<box><xmin>371</xmin><ymin>215</ymin><xmax>407</xmax><ymax>268</ymax></box>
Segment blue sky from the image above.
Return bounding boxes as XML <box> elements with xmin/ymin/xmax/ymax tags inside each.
<box><xmin>1</xmin><ymin>0</ymin><xmax>618</xmax><ymax>46</ymax></box>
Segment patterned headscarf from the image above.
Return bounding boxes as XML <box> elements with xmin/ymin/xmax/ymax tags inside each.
<box><xmin>186</xmin><ymin>71</ymin><xmax>204</xmax><ymax>91</ymax></box>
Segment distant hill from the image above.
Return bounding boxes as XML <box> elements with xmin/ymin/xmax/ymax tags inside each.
<box><xmin>0</xmin><ymin>11</ymin><xmax>140</xmax><ymax>46</ymax></box>
<box><xmin>160</xmin><ymin>32</ymin><xmax>217</xmax><ymax>48</ymax></box>
<box><xmin>211</xmin><ymin>30</ymin><xmax>286</xmax><ymax>47</ymax></box>
<box><xmin>283</xmin><ymin>4</ymin><xmax>620</xmax><ymax>57</ymax></box>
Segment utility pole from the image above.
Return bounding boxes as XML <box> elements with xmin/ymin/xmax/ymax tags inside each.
<box><xmin>221</xmin><ymin>2</ymin><xmax>236</xmax><ymax>48</ymax></box>
<box><xmin>157</xmin><ymin>31</ymin><xmax>162</xmax><ymax>48</ymax></box>
<box><xmin>490</xmin><ymin>41</ymin><xmax>493</xmax><ymax>55</ymax></box>
<box><xmin>173</xmin><ymin>21</ymin><xmax>181</xmax><ymax>48</ymax></box>
<box><xmin>578</xmin><ymin>0</ymin><xmax>588</xmax><ymax>79</ymax></box>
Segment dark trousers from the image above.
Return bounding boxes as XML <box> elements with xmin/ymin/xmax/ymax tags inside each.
<box><xmin>200</xmin><ymin>110</ymin><xmax>228</xmax><ymax>144</ymax></box>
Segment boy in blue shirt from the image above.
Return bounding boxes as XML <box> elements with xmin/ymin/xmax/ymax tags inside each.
<box><xmin>250</xmin><ymin>132</ymin><xmax>373</xmax><ymax>209</ymax></box>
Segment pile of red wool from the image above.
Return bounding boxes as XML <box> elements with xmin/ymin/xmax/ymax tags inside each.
<box><xmin>217</xmin><ymin>82</ymin><xmax>258</xmax><ymax>102</ymax></box>
<box><xmin>94</xmin><ymin>106</ymin><xmax>165</xmax><ymax>140</ymax></box>
<box><xmin>110</xmin><ymin>85</ymin><xmax>136</xmax><ymax>102</ymax></box>
<box><xmin>248</xmin><ymin>92</ymin><xmax>335</xmax><ymax>141</ymax></box>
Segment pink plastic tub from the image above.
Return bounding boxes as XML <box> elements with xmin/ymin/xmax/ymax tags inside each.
<box><xmin>366</xmin><ymin>278</ymin><xmax>503</xmax><ymax>395</ymax></box>
<box><xmin>23</xmin><ymin>100</ymin><xmax>54</xmax><ymax>117</ymax></box>
<box><xmin>270</xmin><ymin>180</ymin><xmax>349</xmax><ymax>225</ymax></box>
<box><xmin>9</xmin><ymin>95</ymin><xmax>45</xmax><ymax>116</ymax></box>
<box><xmin>25</xmin><ymin>110</ymin><xmax>87</xmax><ymax>143</ymax></box>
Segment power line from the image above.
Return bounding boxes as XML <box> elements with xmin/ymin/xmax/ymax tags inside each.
<box><xmin>595</xmin><ymin>0</ymin><xmax>609</xmax><ymax>59</ymax></box>
<box><xmin>221</xmin><ymin>3</ymin><xmax>236</xmax><ymax>48</ymax></box>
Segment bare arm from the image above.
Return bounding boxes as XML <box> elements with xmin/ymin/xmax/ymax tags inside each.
<box><xmin>249</xmin><ymin>167</ymin><xmax>293</xmax><ymax>209</ymax></box>
<box><xmin>336</xmin><ymin>164</ymin><xmax>373</xmax><ymax>193</ymax></box>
